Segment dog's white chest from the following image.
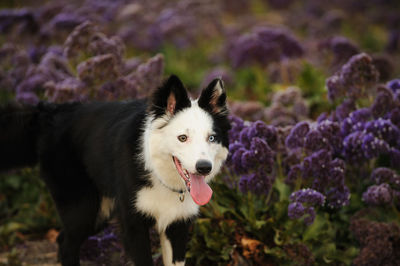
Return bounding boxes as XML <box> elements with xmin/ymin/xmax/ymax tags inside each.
<box><xmin>135</xmin><ymin>183</ymin><xmax>199</xmax><ymax>232</ymax></box>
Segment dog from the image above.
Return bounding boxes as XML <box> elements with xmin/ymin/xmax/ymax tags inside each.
<box><xmin>0</xmin><ymin>75</ymin><xmax>230</xmax><ymax>266</ymax></box>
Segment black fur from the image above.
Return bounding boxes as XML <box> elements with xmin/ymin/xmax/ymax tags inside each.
<box><xmin>0</xmin><ymin>103</ymin><xmax>39</xmax><ymax>170</ymax></box>
<box><xmin>198</xmin><ymin>78</ymin><xmax>231</xmax><ymax>148</ymax></box>
<box><xmin>0</xmin><ymin>75</ymin><xmax>230</xmax><ymax>265</ymax></box>
<box><xmin>149</xmin><ymin>74</ymin><xmax>191</xmax><ymax>119</ymax></box>
<box><xmin>165</xmin><ymin>219</ymin><xmax>192</xmax><ymax>263</ymax></box>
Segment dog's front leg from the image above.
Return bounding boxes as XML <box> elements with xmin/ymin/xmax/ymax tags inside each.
<box><xmin>161</xmin><ymin>220</ymin><xmax>191</xmax><ymax>266</ymax></box>
<box><xmin>120</xmin><ymin>212</ymin><xmax>153</xmax><ymax>266</ymax></box>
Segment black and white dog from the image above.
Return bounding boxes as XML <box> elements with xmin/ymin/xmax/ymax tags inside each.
<box><xmin>0</xmin><ymin>75</ymin><xmax>230</xmax><ymax>265</ymax></box>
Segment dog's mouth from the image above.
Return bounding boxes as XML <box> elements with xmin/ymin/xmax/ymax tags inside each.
<box><xmin>172</xmin><ymin>156</ymin><xmax>213</xmax><ymax>206</ymax></box>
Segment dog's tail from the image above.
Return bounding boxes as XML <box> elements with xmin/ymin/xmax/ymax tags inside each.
<box><xmin>0</xmin><ymin>103</ymin><xmax>40</xmax><ymax>172</ymax></box>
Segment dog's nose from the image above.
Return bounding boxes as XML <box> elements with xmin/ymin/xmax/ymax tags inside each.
<box><xmin>196</xmin><ymin>160</ymin><xmax>212</xmax><ymax>175</ymax></box>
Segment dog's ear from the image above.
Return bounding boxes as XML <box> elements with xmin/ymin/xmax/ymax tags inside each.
<box><xmin>149</xmin><ymin>75</ymin><xmax>191</xmax><ymax>117</ymax></box>
<box><xmin>198</xmin><ymin>78</ymin><xmax>228</xmax><ymax>116</ymax></box>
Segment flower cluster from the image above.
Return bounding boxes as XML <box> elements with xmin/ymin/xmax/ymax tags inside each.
<box><xmin>362</xmin><ymin>183</ymin><xmax>393</xmax><ymax>205</ymax></box>
<box><xmin>227</xmin><ymin>117</ymin><xmax>277</xmax><ymax>195</ymax></box>
<box><xmin>362</xmin><ymin>167</ymin><xmax>400</xmax><ymax>206</ymax></box>
<box><xmin>326</xmin><ymin>53</ymin><xmax>380</xmax><ymax>101</ymax></box>
<box><xmin>318</xmin><ymin>36</ymin><xmax>360</xmax><ymax>67</ymax></box>
<box><xmin>288</xmin><ymin>188</ymin><xmax>325</xmax><ymax>225</ymax></box>
<box><xmin>80</xmin><ymin>226</ymin><xmax>125</xmax><ymax>265</ymax></box>
<box><xmin>350</xmin><ymin>219</ymin><xmax>400</xmax><ymax>265</ymax></box>
<box><xmin>227</xmin><ymin>26</ymin><xmax>303</xmax><ymax>68</ymax></box>
<box><xmin>335</xmin><ymin>86</ymin><xmax>400</xmax><ymax>166</ymax></box>
<box><xmin>1</xmin><ymin>21</ymin><xmax>165</xmax><ymax>104</ymax></box>
<box><xmin>229</xmin><ymin>87</ymin><xmax>309</xmax><ymax>126</ymax></box>
<box><xmin>264</xmin><ymin>87</ymin><xmax>309</xmax><ymax>126</ymax></box>
<box><xmin>285</xmin><ymin>116</ymin><xmax>349</xmax><ymax>210</ymax></box>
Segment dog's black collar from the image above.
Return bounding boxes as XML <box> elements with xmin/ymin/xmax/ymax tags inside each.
<box><xmin>157</xmin><ymin>178</ymin><xmax>185</xmax><ymax>195</ymax></box>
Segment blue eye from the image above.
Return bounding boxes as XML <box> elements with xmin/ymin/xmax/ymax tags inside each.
<box><xmin>209</xmin><ymin>135</ymin><xmax>216</xmax><ymax>142</ymax></box>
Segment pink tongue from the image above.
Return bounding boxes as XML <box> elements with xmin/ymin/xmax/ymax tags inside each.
<box><xmin>189</xmin><ymin>174</ymin><xmax>213</xmax><ymax>205</ymax></box>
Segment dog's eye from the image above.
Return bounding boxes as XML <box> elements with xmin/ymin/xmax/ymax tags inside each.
<box><xmin>178</xmin><ymin>135</ymin><xmax>188</xmax><ymax>142</ymax></box>
<box><xmin>208</xmin><ymin>135</ymin><xmax>217</xmax><ymax>143</ymax></box>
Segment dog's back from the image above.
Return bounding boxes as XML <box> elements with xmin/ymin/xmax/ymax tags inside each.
<box><xmin>0</xmin><ymin>100</ymin><xmax>146</xmax><ymax>170</ymax></box>
<box><xmin>0</xmin><ymin>103</ymin><xmax>39</xmax><ymax>171</ymax></box>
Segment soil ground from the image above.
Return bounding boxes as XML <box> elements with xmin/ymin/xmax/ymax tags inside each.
<box><xmin>0</xmin><ymin>240</ymin><xmax>95</xmax><ymax>266</ymax></box>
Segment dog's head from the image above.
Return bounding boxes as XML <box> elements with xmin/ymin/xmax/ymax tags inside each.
<box><xmin>143</xmin><ymin>75</ymin><xmax>230</xmax><ymax>205</ymax></box>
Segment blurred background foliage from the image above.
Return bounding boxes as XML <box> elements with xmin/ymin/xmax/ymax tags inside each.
<box><xmin>1</xmin><ymin>0</ymin><xmax>400</xmax><ymax>265</ymax></box>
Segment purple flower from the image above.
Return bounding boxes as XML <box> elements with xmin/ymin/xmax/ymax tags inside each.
<box><xmin>302</xmin><ymin>149</ymin><xmax>332</xmax><ymax>178</ymax></box>
<box><xmin>318</xmin><ymin>36</ymin><xmax>359</xmax><ymax>66</ymax></box>
<box><xmin>228</xmin><ymin>32</ymin><xmax>281</xmax><ymax>68</ymax></box>
<box><xmin>0</xmin><ymin>8</ymin><xmax>38</xmax><ymax>35</ymax></box>
<box><xmin>328</xmin><ymin>159</ymin><xmax>346</xmax><ymax>184</ymax></box>
<box><xmin>77</xmin><ymin>54</ymin><xmax>120</xmax><ymax>86</ymax></box>
<box><xmin>81</xmin><ymin>226</ymin><xmax>122</xmax><ymax>264</ymax></box>
<box><xmin>227</xmin><ymin>26</ymin><xmax>303</xmax><ymax>68</ymax></box>
<box><xmin>229</xmin><ymin>146</ymin><xmax>247</xmax><ymax>174</ymax></box>
<box><xmin>288</xmin><ymin>201</ymin><xmax>317</xmax><ymax>226</ymax></box>
<box><xmin>372</xmin><ymin>55</ymin><xmax>393</xmax><ymax>82</ymax></box>
<box><xmin>371</xmin><ymin>87</ymin><xmax>395</xmax><ymax>118</ymax></box>
<box><xmin>389</xmin><ymin>108</ymin><xmax>400</xmax><ymax>129</ymax></box>
<box><xmin>325</xmin><ymin>186</ymin><xmax>350</xmax><ymax>208</ymax></box>
<box><xmin>16</xmin><ymin>73</ymin><xmax>48</xmax><ymax>94</ymax></box>
<box><xmin>316</xmin><ymin>120</ymin><xmax>343</xmax><ymax>153</ymax></box>
<box><xmin>290</xmin><ymin>188</ymin><xmax>326</xmax><ymax>206</ymax></box>
<box><xmin>371</xmin><ymin>167</ymin><xmax>398</xmax><ymax>185</ymax></box>
<box><xmin>326</xmin><ymin>53</ymin><xmax>380</xmax><ymax>101</ymax></box>
<box><xmin>45</xmin><ymin>12</ymin><xmax>86</xmax><ymax>32</ymax></box>
<box><xmin>304</xmin><ymin>130</ymin><xmax>325</xmax><ymax>152</ymax></box>
<box><xmin>288</xmin><ymin>188</ymin><xmax>325</xmax><ymax>225</ymax></box>
<box><xmin>387</xmin><ymin>79</ymin><xmax>400</xmax><ymax>93</ymax></box>
<box><xmin>228</xmin><ymin>115</ymin><xmax>245</xmax><ymax>143</ymax></box>
<box><xmin>44</xmin><ymin>77</ymin><xmax>86</xmax><ymax>103</ymax></box>
<box><xmin>15</xmin><ymin>92</ymin><xmax>39</xmax><ymax>105</ymax></box>
<box><xmin>285</xmin><ymin>163</ymin><xmax>302</xmax><ymax>185</ymax></box>
<box><xmin>343</xmin><ymin>131</ymin><xmax>368</xmax><ymax>162</ymax></box>
<box><xmin>361</xmin><ymin>133</ymin><xmax>390</xmax><ymax>159</ymax></box>
<box><xmin>239</xmin><ymin>169</ymin><xmax>274</xmax><ymax>195</ymax></box>
<box><xmin>390</xmin><ymin>148</ymin><xmax>400</xmax><ymax>169</ymax></box>
<box><xmin>288</xmin><ymin>202</ymin><xmax>305</xmax><ymax>219</ymax></box>
<box><xmin>255</xmin><ymin>27</ymin><xmax>304</xmax><ymax>59</ymax></box>
<box><xmin>340</xmin><ymin>108</ymin><xmax>371</xmax><ymax>136</ymax></box>
<box><xmin>339</xmin><ymin>53</ymin><xmax>380</xmax><ymax>97</ymax></box>
<box><xmin>285</xmin><ymin>121</ymin><xmax>310</xmax><ymax>149</ymax></box>
<box><xmin>362</xmin><ymin>183</ymin><xmax>393</xmax><ymax>205</ymax></box>
<box><xmin>334</xmin><ymin>99</ymin><xmax>356</xmax><ymax>121</ymax></box>
<box><xmin>239</xmin><ymin>127</ymin><xmax>252</xmax><ymax>148</ymax></box>
<box><xmin>364</xmin><ymin>118</ymin><xmax>400</xmax><ymax>146</ymax></box>
<box><xmin>248</xmin><ymin>121</ymin><xmax>278</xmax><ymax>149</ymax></box>
<box><xmin>326</xmin><ymin>73</ymin><xmax>346</xmax><ymax>102</ymax></box>
<box><xmin>125</xmin><ymin>54</ymin><xmax>164</xmax><ymax>98</ymax></box>
<box><xmin>240</xmin><ymin>138</ymin><xmax>274</xmax><ymax>172</ymax></box>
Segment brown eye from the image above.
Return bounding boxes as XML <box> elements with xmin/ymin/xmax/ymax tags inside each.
<box><xmin>178</xmin><ymin>135</ymin><xmax>188</xmax><ymax>142</ymax></box>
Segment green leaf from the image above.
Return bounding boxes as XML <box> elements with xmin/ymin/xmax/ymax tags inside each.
<box><xmin>303</xmin><ymin>214</ymin><xmax>332</xmax><ymax>242</ymax></box>
<box><xmin>4</xmin><ymin>175</ymin><xmax>21</xmax><ymax>190</ymax></box>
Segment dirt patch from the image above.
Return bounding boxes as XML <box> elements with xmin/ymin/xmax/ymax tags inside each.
<box><xmin>0</xmin><ymin>241</ymin><xmax>94</xmax><ymax>266</ymax></box>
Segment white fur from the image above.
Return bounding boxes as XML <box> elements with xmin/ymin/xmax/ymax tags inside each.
<box><xmin>134</xmin><ymin>84</ymin><xmax>229</xmax><ymax>265</ymax></box>
<box><xmin>136</xmin><ymin>101</ymin><xmax>228</xmax><ymax>232</ymax></box>
<box><xmin>214</xmin><ymin>80</ymin><xmax>224</xmax><ymax>97</ymax></box>
<box><xmin>135</xmin><ymin>180</ymin><xmax>198</xmax><ymax>232</ymax></box>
